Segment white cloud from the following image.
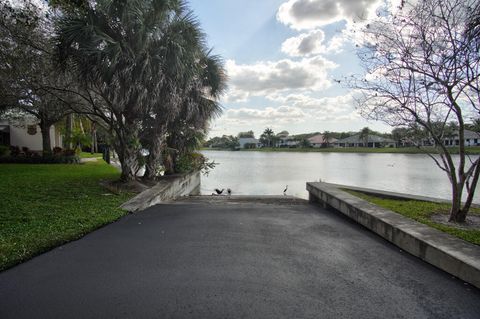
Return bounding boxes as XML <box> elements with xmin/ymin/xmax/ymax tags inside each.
<box><xmin>209</xmin><ymin>92</ymin><xmax>381</xmax><ymax>137</ymax></box>
<box><xmin>266</xmin><ymin>92</ymin><xmax>359</xmax><ymax>121</ymax></box>
<box><xmin>225</xmin><ymin>106</ymin><xmax>307</xmax><ymax>124</ymax></box>
<box><xmin>281</xmin><ymin>29</ymin><xmax>325</xmax><ymax>56</ymax></box>
<box><xmin>277</xmin><ymin>0</ymin><xmax>386</xmax><ymax>30</ymax></box>
<box><xmin>268</xmin><ymin>92</ymin><xmax>351</xmax><ymax>110</ymax></box>
<box><xmin>225</xmin><ymin>56</ymin><xmax>337</xmax><ymax>101</ymax></box>
<box><xmin>222</xmin><ymin>90</ymin><xmax>249</xmax><ymax>103</ymax></box>
<box><xmin>281</xmin><ymin>29</ymin><xmax>346</xmax><ymax>57</ymax></box>
<box><xmin>327</xmin><ymin>35</ymin><xmax>347</xmax><ymax>52</ymax></box>
<box><xmin>216</xmin><ymin>94</ymin><xmax>361</xmax><ymax>135</ymax></box>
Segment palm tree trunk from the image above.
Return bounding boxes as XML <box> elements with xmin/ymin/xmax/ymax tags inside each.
<box><xmin>65</xmin><ymin>114</ymin><xmax>73</xmax><ymax>149</ymax></box>
<box><xmin>117</xmin><ymin>124</ymin><xmax>140</xmax><ymax>182</ymax></box>
<box><xmin>91</xmin><ymin>122</ymin><xmax>96</xmax><ymax>154</ymax></box>
<box><xmin>94</xmin><ymin>129</ymin><xmax>98</xmax><ymax>153</ymax></box>
<box><xmin>79</xmin><ymin>117</ymin><xmax>85</xmax><ymax>135</ymax></box>
<box><xmin>118</xmin><ymin>144</ymin><xmax>138</xmax><ymax>182</ymax></box>
<box><xmin>163</xmin><ymin>151</ymin><xmax>175</xmax><ymax>175</ymax></box>
<box><xmin>144</xmin><ymin>135</ymin><xmax>164</xmax><ymax>179</ymax></box>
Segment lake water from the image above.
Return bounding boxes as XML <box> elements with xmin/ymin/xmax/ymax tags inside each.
<box><xmin>200</xmin><ymin>150</ymin><xmax>480</xmax><ymax>203</ymax></box>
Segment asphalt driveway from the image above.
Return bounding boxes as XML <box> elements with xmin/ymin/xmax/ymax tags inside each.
<box><xmin>1</xmin><ymin>197</ymin><xmax>479</xmax><ymax>318</ymax></box>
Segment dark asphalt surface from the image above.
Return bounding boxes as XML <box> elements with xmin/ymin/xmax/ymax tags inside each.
<box><xmin>1</xmin><ymin>197</ymin><xmax>480</xmax><ymax>319</ymax></box>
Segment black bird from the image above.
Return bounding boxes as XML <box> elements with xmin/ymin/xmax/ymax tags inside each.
<box><xmin>215</xmin><ymin>188</ymin><xmax>225</xmax><ymax>195</ymax></box>
<box><xmin>283</xmin><ymin>185</ymin><xmax>288</xmax><ymax>195</ymax></box>
<box><xmin>227</xmin><ymin>188</ymin><xmax>232</xmax><ymax>196</ymax></box>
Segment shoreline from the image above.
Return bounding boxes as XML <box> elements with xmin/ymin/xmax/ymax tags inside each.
<box><xmin>201</xmin><ymin>146</ymin><xmax>480</xmax><ymax>155</ymax></box>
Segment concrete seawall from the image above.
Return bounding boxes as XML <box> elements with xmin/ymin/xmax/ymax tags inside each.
<box><xmin>121</xmin><ymin>171</ymin><xmax>201</xmax><ymax>212</ymax></box>
<box><xmin>307</xmin><ymin>182</ymin><xmax>480</xmax><ymax>289</ymax></box>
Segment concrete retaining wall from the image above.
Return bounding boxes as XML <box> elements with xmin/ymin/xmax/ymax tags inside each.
<box><xmin>121</xmin><ymin>171</ymin><xmax>201</xmax><ymax>212</ymax></box>
<box><xmin>321</xmin><ymin>182</ymin><xmax>480</xmax><ymax>207</ymax></box>
<box><xmin>307</xmin><ymin>182</ymin><xmax>480</xmax><ymax>289</ymax></box>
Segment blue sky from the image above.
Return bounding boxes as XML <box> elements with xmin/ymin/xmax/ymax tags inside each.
<box><xmin>190</xmin><ymin>0</ymin><xmax>395</xmax><ymax>138</ymax></box>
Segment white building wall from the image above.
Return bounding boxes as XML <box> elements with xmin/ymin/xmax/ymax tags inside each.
<box><xmin>1</xmin><ymin>120</ymin><xmax>60</xmax><ymax>151</ymax></box>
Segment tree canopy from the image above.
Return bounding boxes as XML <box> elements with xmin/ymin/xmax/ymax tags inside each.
<box><xmin>55</xmin><ymin>0</ymin><xmax>226</xmax><ymax>180</ymax></box>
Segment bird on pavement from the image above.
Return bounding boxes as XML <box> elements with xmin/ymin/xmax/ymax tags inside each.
<box><xmin>283</xmin><ymin>185</ymin><xmax>288</xmax><ymax>196</ymax></box>
<box><xmin>214</xmin><ymin>188</ymin><xmax>225</xmax><ymax>195</ymax></box>
<box><xmin>227</xmin><ymin>188</ymin><xmax>232</xmax><ymax>196</ymax></box>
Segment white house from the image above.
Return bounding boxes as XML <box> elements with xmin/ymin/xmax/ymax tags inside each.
<box><xmin>238</xmin><ymin>137</ymin><xmax>261</xmax><ymax>149</ymax></box>
<box><xmin>444</xmin><ymin>130</ymin><xmax>480</xmax><ymax>147</ymax></box>
<box><xmin>0</xmin><ymin>119</ymin><xmax>63</xmax><ymax>151</ymax></box>
<box><xmin>275</xmin><ymin>131</ymin><xmax>299</xmax><ymax>148</ymax></box>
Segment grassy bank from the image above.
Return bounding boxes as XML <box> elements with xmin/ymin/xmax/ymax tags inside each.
<box><xmin>202</xmin><ymin>147</ymin><xmax>480</xmax><ymax>155</ymax></box>
<box><xmin>346</xmin><ymin>190</ymin><xmax>480</xmax><ymax>245</ymax></box>
<box><xmin>0</xmin><ymin>161</ymin><xmax>133</xmax><ymax>271</ymax></box>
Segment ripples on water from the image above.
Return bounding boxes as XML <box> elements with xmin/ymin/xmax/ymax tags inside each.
<box><xmin>200</xmin><ymin>150</ymin><xmax>480</xmax><ymax>203</ymax></box>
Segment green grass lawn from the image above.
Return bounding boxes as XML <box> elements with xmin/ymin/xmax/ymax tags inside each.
<box><xmin>0</xmin><ymin>161</ymin><xmax>133</xmax><ymax>271</ymax></box>
<box><xmin>346</xmin><ymin>190</ymin><xmax>480</xmax><ymax>245</ymax></box>
<box><xmin>80</xmin><ymin>152</ymin><xmax>103</xmax><ymax>159</ymax></box>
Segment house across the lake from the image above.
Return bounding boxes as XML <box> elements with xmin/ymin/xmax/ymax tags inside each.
<box><xmin>275</xmin><ymin>131</ymin><xmax>299</xmax><ymax>148</ymax></box>
<box><xmin>0</xmin><ymin>119</ymin><xmax>63</xmax><ymax>151</ymax></box>
<box><xmin>335</xmin><ymin>134</ymin><xmax>396</xmax><ymax>148</ymax></box>
<box><xmin>307</xmin><ymin>134</ymin><xmax>338</xmax><ymax>148</ymax></box>
<box><xmin>444</xmin><ymin>130</ymin><xmax>480</xmax><ymax>147</ymax></box>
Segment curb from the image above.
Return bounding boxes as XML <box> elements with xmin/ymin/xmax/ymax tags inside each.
<box><xmin>121</xmin><ymin>171</ymin><xmax>201</xmax><ymax>212</ymax></box>
<box><xmin>306</xmin><ymin>182</ymin><xmax>480</xmax><ymax>289</ymax></box>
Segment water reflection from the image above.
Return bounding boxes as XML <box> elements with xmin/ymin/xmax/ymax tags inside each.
<box><xmin>200</xmin><ymin>150</ymin><xmax>480</xmax><ymax>203</ymax></box>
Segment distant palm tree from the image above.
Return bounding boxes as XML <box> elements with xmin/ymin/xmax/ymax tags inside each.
<box><xmin>263</xmin><ymin>128</ymin><xmax>274</xmax><ymax>147</ymax></box>
<box><xmin>359</xmin><ymin>127</ymin><xmax>371</xmax><ymax>147</ymax></box>
<box><xmin>323</xmin><ymin>131</ymin><xmax>333</xmax><ymax>147</ymax></box>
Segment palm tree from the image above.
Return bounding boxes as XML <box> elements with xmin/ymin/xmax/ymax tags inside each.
<box><xmin>263</xmin><ymin>128</ymin><xmax>274</xmax><ymax>147</ymax></box>
<box><xmin>162</xmin><ymin>49</ymin><xmax>226</xmax><ymax>175</ymax></box>
<box><xmin>323</xmin><ymin>131</ymin><xmax>333</xmax><ymax>147</ymax></box>
<box><xmin>142</xmin><ymin>17</ymin><xmax>226</xmax><ymax>178</ymax></box>
<box><xmin>359</xmin><ymin>127</ymin><xmax>371</xmax><ymax>147</ymax></box>
<box><xmin>142</xmin><ymin>12</ymin><xmax>207</xmax><ymax>179</ymax></box>
<box><xmin>56</xmin><ymin>0</ymin><xmax>187</xmax><ymax>181</ymax></box>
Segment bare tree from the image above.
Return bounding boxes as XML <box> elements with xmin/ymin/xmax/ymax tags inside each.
<box><xmin>352</xmin><ymin>0</ymin><xmax>480</xmax><ymax>222</ymax></box>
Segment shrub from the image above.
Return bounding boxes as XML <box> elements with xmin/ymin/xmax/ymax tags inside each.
<box><xmin>0</xmin><ymin>145</ymin><xmax>9</xmax><ymax>157</ymax></box>
<box><xmin>63</xmin><ymin>149</ymin><xmax>76</xmax><ymax>156</ymax></box>
<box><xmin>53</xmin><ymin>147</ymin><xmax>63</xmax><ymax>155</ymax></box>
<box><xmin>0</xmin><ymin>152</ymin><xmax>79</xmax><ymax>164</ymax></box>
<box><xmin>10</xmin><ymin>146</ymin><xmax>20</xmax><ymax>157</ymax></box>
<box><xmin>175</xmin><ymin>152</ymin><xmax>216</xmax><ymax>175</ymax></box>
<box><xmin>25</xmin><ymin>150</ymin><xmax>38</xmax><ymax>158</ymax></box>
<box><xmin>0</xmin><ymin>155</ymin><xmax>79</xmax><ymax>164</ymax></box>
